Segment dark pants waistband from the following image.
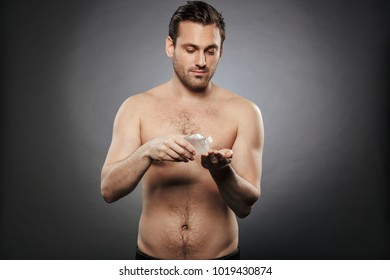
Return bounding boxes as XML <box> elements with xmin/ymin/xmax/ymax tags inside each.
<box><xmin>135</xmin><ymin>246</ymin><xmax>240</xmax><ymax>260</ymax></box>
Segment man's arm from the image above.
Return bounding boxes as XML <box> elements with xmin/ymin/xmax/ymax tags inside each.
<box><xmin>101</xmin><ymin>95</ymin><xmax>196</xmax><ymax>203</ymax></box>
<box><xmin>201</xmin><ymin>100</ymin><xmax>264</xmax><ymax>218</ymax></box>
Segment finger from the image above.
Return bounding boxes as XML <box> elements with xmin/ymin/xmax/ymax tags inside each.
<box><xmin>218</xmin><ymin>149</ymin><xmax>233</xmax><ymax>159</ymax></box>
<box><xmin>213</xmin><ymin>153</ymin><xmax>227</xmax><ymax>165</ymax></box>
<box><xmin>165</xmin><ymin>147</ymin><xmax>188</xmax><ymax>162</ymax></box>
<box><xmin>215</xmin><ymin>152</ymin><xmax>225</xmax><ymax>162</ymax></box>
<box><xmin>170</xmin><ymin>142</ymin><xmax>194</xmax><ymax>161</ymax></box>
<box><xmin>225</xmin><ymin>150</ymin><xmax>233</xmax><ymax>158</ymax></box>
<box><xmin>176</xmin><ymin>137</ymin><xmax>197</xmax><ymax>156</ymax></box>
<box><xmin>210</xmin><ymin>153</ymin><xmax>219</xmax><ymax>164</ymax></box>
<box><xmin>214</xmin><ymin>151</ymin><xmax>232</xmax><ymax>166</ymax></box>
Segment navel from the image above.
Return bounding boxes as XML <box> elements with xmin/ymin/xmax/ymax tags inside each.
<box><xmin>178</xmin><ymin>222</ymin><xmax>190</xmax><ymax>256</ymax></box>
<box><xmin>181</xmin><ymin>224</ymin><xmax>189</xmax><ymax>231</ymax></box>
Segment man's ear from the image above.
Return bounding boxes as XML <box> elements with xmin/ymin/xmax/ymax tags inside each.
<box><xmin>219</xmin><ymin>45</ymin><xmax>223</xmax><ymax>59</ymax></box>
<box><xmin>165</xmin><ymin>36</ymin><xmax>174</xmax><ymax>58</ymax></box>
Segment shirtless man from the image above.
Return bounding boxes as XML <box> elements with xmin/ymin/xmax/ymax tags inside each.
<box><xmin>101</xmin><ymin>1</ymin><xmax>264</xmax><ymax>260</ymax></box>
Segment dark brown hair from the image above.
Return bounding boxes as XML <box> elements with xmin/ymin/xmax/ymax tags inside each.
<box><xmin>168</xmin><ymin>1</ymin><xmax>225</xmax><ymax>46</ymax></box>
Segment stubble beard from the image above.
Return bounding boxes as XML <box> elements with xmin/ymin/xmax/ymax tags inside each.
<box><xmin>172</xmin><ymin>56</ymin><xmax>218</xmax><ymax>92</ymax></box>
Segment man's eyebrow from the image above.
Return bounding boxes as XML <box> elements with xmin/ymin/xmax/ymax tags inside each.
<box><xmin>182</xmin><ymin>43</ymin><xmax>219</xmax><ymax>50</ymax></box>
<box><xmin>182</xmin><ymin>43</ymin><xmax>199</xmax><ymax>49</ymax></box>
<box><xmin>205</xmin><ymin>44</ymin><xmax>219</xmax><ymax>50</ymax></box>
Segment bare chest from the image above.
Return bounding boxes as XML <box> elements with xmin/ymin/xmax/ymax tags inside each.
<box><xmin>140</xmin><ymin>105</ymin><xmax>237</xmax><ymax>150</ymax></box>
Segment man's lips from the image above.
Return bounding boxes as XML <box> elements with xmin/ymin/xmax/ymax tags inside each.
<box><xmin>191</xmin><ymin>70</ymin><xmax>208</xmax><ymax>74</ymax></box>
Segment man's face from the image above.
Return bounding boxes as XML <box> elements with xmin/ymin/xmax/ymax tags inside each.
<box><xmin>167</xmin><ymin>21</ymin><xmax>222</xmax><ymax>92</ymax></box>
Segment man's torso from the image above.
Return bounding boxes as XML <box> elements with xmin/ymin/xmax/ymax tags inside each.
<box><xmin>136</xmin><ymin>83</ymin><xmax>241</xmax><ymax>259</ymax></box>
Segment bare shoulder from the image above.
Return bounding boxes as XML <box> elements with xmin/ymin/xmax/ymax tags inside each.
<box><xmin>217</xmin><ymin>87</ymin><xmax>262</xmax><ymax>121</ymax></box>
<box><xmin>118</xmin><ymin>83</ymin><xmax>166</xmax><ymax>114</ymax></box>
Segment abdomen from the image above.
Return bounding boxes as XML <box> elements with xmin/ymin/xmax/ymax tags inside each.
<box><xmin>138</xmin><ymin>161</ymin><xmax>239</xmax><ymax>259</ymax></box>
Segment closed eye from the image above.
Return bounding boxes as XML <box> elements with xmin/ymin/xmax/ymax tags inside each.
<box><xmin>206</xmin><ymin>48</ymin><xmax>217</xmax><ymax>55</ymax></box>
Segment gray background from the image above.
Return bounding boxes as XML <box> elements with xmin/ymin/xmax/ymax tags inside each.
<box><xmin>1</xmin><ymin>0</ymin><xmax>389</xmax><ymax>259</ymax></box>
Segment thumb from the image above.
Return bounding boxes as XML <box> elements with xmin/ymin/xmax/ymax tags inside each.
<box><xmin>219</xmin><ymin>149</ymin><xmax>233</xmax><ymax>158</ymax></box>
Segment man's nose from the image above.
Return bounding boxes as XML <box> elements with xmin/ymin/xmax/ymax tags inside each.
<box><xmin>195</xmin><ymin>52</ymin><xmax>206</xmax><ymax>68</ymax></box>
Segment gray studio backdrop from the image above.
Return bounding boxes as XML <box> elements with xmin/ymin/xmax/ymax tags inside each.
<box><xmin>1</xmin><ymin>0</ymin><xmax>389</xmax><ymax>259</ymax></box>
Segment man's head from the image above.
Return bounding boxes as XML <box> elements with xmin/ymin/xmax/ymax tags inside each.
<box><xmin>166</xmin><ymin>1</ymin><xmax>226</xmax><ymax>92</ymax></box>
<box><xmin>168</xmin><ymin>1</ymin><xmax>225</xmax><ymax>47</ymax></box>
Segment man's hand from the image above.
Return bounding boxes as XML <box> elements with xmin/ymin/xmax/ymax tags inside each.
<box><xmin>201</xmin><ymin>149</ymin><xmax>233</xmax><ymax>170</ymax></box>
<box><xmin>146</xmin><ymin>135</ymin><xmax>197</xmax><ymax>162</ymax></box>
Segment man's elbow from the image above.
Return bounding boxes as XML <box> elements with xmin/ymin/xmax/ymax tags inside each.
<box><xmin>236</xmin><ymin>207</ymin><xmax>252</xmax><ymax>219</ymax></box>
<box><xmin>236</xmin><ymin>204</ymin><xmax>255</xmax><ymax>219</ymax></box>
<box><xmin>100</xmin><ymin>181</ymin><xmax>118</xmax><ymax>204</ymax></box>
<box><xmin>101</xmin><ymin>189</ymin><xmax>115</xmax><ymax>203</ymax></box>
<box><xmin>236</xmin><ymin>191</ymin><xmax>261</xmax><ymax>219</ymax></box>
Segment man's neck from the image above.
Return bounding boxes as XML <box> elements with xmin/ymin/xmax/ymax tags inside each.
<box><xmin>170</xmin><ymin>75</ymin><xmax>213</xmax><ymax>100</ymax></box>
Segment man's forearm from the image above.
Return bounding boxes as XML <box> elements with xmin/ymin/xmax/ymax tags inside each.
<box><xmin>101</xmin><ymin>145</ymin><xmax>152</xmax><ymax>203</ymax></box>
<box><xmin>210</xmin><ymin>164</ymin><xmax>260</xmax><ymax>218</ymax></box>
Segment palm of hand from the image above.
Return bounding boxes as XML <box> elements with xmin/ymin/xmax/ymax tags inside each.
<box><xmin>201</xmin><ymin>149</ymin><xmax>233</xmax><ymax>170</ymax></box>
